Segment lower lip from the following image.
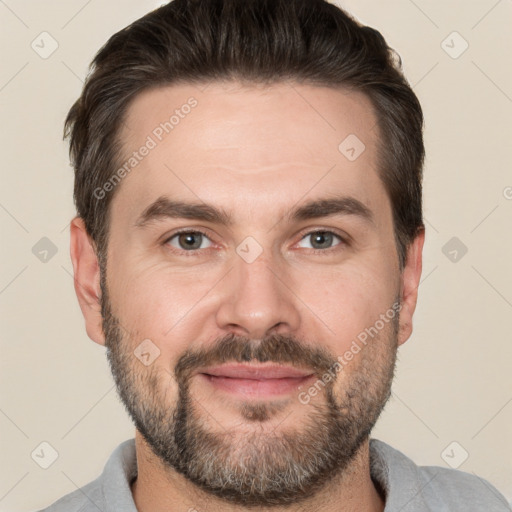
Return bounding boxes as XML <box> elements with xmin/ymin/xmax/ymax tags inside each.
<box><xmin>199</xmin><ymin>373</ymin><xmax>315</xmax><ymax>397</ymax></box>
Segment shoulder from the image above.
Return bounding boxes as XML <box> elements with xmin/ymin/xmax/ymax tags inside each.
<box><xmin>34</xmin><ymin>438</ymin><xmax>137</xmax><ymax>512</ymax></box>
<box><xmin>417</xmin><ymin>463</ymin><xmax>511</xmax><ymax>511</ymax></box>
<box><xmin>33</xmin><ymin>476</ymin><xmax>103</xmax><ymax>512</ymax></box>
<box><xmin>370</xmin><ymin>438</ymin><xmax>511</xmax><ymax>512</ymax></box>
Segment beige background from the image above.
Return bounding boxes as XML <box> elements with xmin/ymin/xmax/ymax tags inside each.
<box><xmin>1</xmin><ymin>0</ymin><xmax>511</xmax><ymax>510</ymax></box>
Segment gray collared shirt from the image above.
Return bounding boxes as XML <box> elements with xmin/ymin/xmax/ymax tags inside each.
<box><xmin>36</xmin><ymin>437</ymin><xmax>511</xmax><ymax>511</ymax></box>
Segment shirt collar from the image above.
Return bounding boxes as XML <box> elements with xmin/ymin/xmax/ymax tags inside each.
<box><xmin>370</xmin><ymin>438</ymin><xmax>431</xmax><ymax>511</ymax></box>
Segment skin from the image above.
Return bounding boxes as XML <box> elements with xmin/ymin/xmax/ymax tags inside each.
<box><xmin>70</xmin><ymin>81</ymin><xmax>424</xmax><ymax>512</ymax></box>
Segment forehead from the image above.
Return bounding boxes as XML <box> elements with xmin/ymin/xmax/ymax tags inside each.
<box><xmin>111</xmin><ymin>81</ymin><xmax>387</xmax><ymax>225</ymax></box>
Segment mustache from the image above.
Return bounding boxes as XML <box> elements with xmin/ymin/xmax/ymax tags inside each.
<box><xmin>174</xmin><ymin>332</ymin><xmax>338</xmax><ymax>383</ymax></box>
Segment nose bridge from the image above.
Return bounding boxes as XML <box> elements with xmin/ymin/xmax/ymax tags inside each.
<box><xmin>215</xmin><ymin>247</ymin><xmax>301</xmax><ymax>338</ymax></box>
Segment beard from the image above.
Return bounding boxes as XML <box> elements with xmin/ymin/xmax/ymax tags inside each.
<box><xmin>100</xmin><ymin>273</ymin><xmax>399</xmax><ymax>507</ymax></box>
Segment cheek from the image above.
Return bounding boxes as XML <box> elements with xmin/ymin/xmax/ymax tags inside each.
<box><xmin>108</xmin><ymin>229</ymin><xmax>399</xmax><ymax>364</ymax></box>
<box><xmin>108</xmin><ymin>262</ymin><xmax>219</xmax><ymax>356</ymax></box>
<box><xmin>292</xmin><ymin>260</ymin><xmax>397</xmax><ymax>353</ymax></box>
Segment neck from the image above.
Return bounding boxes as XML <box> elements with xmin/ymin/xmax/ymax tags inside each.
<box><xmin>130</xmin><ymin>430</ymin><xmax>385</xmax><ymax>512</ymax></box>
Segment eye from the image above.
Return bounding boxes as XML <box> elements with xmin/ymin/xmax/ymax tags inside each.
<box><xmin>162</xmin><ymin>228</ymin><xmax>347</xmax><ymax>256</ymax></box>
<box><xmin>164</xmin><ymin>230</ymin><xmax>213</xmax><ymax>252</ymax></box>
<box><xmin>296</xmin><ymin>230</ymin><xmax>345</xmax><ymax>251</ymax></box>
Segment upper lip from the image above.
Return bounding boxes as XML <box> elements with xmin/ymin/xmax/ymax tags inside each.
<box><xmin>199</xmin><ymin>364</ymin><xmax>314</xmax><ymax>380</ymax></box>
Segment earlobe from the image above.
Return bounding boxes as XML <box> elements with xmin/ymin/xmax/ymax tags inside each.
<box><xmin>69</xmin><ymin>216</ymin><xmax>106</xmax><ymax>346</ymax></box>
<box><xmin>397</xmin><ymin>228</ymin><xmax>425</xmax><ymax>346</ymax></box>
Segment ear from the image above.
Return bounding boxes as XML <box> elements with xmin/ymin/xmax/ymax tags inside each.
<box><xmin>397</xmin><ymin>228</ymin><xmax>425</xmax><ymax>346</ymax></box>
<box><xmin>69</xmin><ymin>216</ymin><xmax>106</xmax><ymax>346</ymax></box>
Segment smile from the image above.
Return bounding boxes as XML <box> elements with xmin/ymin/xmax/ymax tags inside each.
<box><xmin>197</xmin><ymin>363</ymin><xmax>316</xmax><ymax>397</ymax></box>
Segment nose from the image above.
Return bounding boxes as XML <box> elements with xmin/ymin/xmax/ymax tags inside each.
<box><xmin>215</xmin><ymin>252</ymin><xmax>301</xmax><ymax>340</ymax></box>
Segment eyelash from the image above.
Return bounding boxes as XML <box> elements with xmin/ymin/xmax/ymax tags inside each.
<box><xmin>162</xmin><ymin>228</ymin><xmax>350</xmax><ymax>257</ymax></box>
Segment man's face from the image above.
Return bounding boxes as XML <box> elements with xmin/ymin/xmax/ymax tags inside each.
<box><xmin>81</xmin><ymin>81</ymin><xmax>420</xmax><ymax>505</ymax></box>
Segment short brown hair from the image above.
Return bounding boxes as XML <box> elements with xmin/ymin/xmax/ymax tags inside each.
<box><xmin>65</xmin><ymin>0</ymin><xmax>424</xmax><ymax>270</ymax></box>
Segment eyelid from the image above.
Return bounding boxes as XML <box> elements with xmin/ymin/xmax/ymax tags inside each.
<box><xmin>162</xmin><ymin>226</ymin><xmax>213</xmax><ymax>240</ymax></box>
<box><xmin>295</xmin><ymin>226</ymin><xmax>351</xmax><ymax>246</ymax></box>
<box><xmin>162</xmin><ymin>226</ymin><xmax>351</xmax><ymax>256</ymax></box>
<box><xmin>162</xmin><ymin>227</ymin><xmax>216</xmax><ymax>247</ymax></box>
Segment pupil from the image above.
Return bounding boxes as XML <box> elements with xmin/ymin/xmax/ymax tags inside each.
<box><xmin>312</xmin><ymin>232</ymin><xmax>332</xmax><ymax>249</ymax></box>
<box><xmin>180</xmin><ymin>232</ymin><xmax>201</xmax><ymax>249</ymax></box>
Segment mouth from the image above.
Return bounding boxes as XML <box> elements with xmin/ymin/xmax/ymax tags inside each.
<box><xmin>197</xmin><ymin>363</ymin><xmax>316</xmax><ymax>397</ymax></box>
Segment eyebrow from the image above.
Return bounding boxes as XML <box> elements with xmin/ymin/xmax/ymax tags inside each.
<box><xmin>134</xmin><ymin>194</ymin><xmax>374</xmax><ymax>229</ymax></box>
